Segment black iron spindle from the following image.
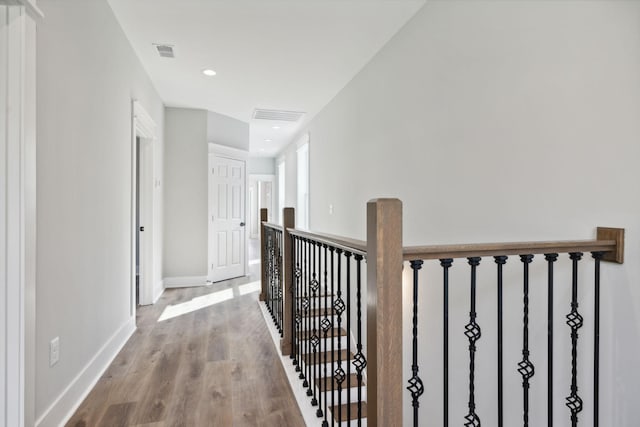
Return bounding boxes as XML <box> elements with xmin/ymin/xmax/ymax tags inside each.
<box><xmin>465</xmin><ymin>257</ymin><xmax>482</xmax><ymax>427</ymax></box>
<box><xmin>592</xmin><ymin>251</ymin><xmax>604</xmax><ymax>427</ymax></box>
<box><xmin>304</xmin><ymin>239</ymin><xmax>311</xmax><ymax>390</ymax></box>
<box><xmin>566</xmin><ymin>252</ymin><xmax>584</xmax><ymax>427</ymax></box>
<box><xmin>353</xmin><ymin>254</ymin><xmax>366</xmax><ymax>425</ymax></box>
<box><xmin>335</xmin><ymin>248</ymin><xmax>345</xmax><ymax>424</ymax></box>
<box><xmin>316</xmin><ymin>242</ymin><xmax>323</xmax><ymax>417</ymax></box>
<box><xmin>441</xmin><ymin>258</ymin><xmax>453</xmax><ymax>427</ymax></box>
<box><xmin>330</xmin><ymin>246</ymin><xmax>336</xmax><ymax>427</ymax></box>
<box><xmin>345</xmin><ymin>251</ymin><xmax>352</xmax><ymax>425</ymax></box>
<box><xmin>301</xmin><ymin>238</ymin><xmax>308</xmax><ymax>383</ymax></box>
<box><xmin>494</xmin><ymin>255</ymin><xmax>507</xmax><ymax>427</ymax></box>
<box><xmin>408</xmin><ymin>260</ymin><xmax>425</xmax><ymax>427</ymax></box>
<box><xmin>310</xmin><ymin>242</ymin><xmax>319</xmax><ymax>405</ymax></box>
<box><xmin>545</xmin><ymin>253</ymin><xmax>558</xmax><ymax>427</ymax></box>
<box><xmin>295</xmin><ymin>236</ymin><xmax>302</xmax><ymax>372</ymax></box>
<box><xmin>518</xmin><ymin>254</ymin><xmax>535</xmax><ymax>427</ymax></box>
<box><xmin>321</xmin><ymin>244</ymin><xmax>331</xmax><ymax>427</ymax></box>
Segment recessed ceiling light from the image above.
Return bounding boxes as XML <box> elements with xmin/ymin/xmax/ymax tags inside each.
<box><xmin>272</xmin><ymin>126</ymin><xmax>280</xmax><ymax>130</ymax></box>
<box><xmin>260</xmin><ymin>148</ymin><xmax>266</xmax><ymax>152</ymax></box>
<box><xmin>202</xmin><ymin>69</ymin><xmax>216</xmax><ymax>76</ymax></box>
<box><xmin>264</xmin><ymin>139</ymin><xmax>272</xmax><ymax>142</ymax></box>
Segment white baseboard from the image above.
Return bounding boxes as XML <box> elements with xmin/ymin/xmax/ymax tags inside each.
<box><xmin>35</xmin><ymin>317</ymin><xmax>136</xmax><ymax>427</ymax></box>
<box><xmin>163</xmin><ymin>275</ymin><xmax>207</xmax><ymax>288</ymax></box>
<box><xmin>153</xmin><ymin>280</ymin><xmax>165</xmax><ymax>303</ymax></box>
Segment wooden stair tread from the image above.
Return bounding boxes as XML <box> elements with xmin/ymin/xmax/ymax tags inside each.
<box><xmin>315</xmin><ymin>374</ymin><xmax>363</xmax><ymax>391</ymax></box>
<box><xmin>330</xmin><ymin>402</ymin><xmax>368</xmax><ymax>422</ymax></box>
<box><xmin>298</xmin><ymin>328</ymin><xmax>346</xmax><ymax>339</ymax></box>
<box><xmin>301</xmin><ymin>349</ymin><xmax>352</xmax><ymax>365</ymax></box>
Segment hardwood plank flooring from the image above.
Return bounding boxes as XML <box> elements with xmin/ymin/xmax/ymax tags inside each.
<box><xmin>66</xmin><ymin>277</ymin><xmax>304</xmax><ymax>427</ymax></box>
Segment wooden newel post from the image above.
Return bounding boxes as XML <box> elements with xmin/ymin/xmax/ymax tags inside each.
<box><xmin>280</xmin><ymin>207</ymin><xmax>295</xmax><ymax>355</ymax></box>
<box><xmin>366</xmin><ymin>198</ymin><xmax>403</xmax><ymax>427</ymax></box>
<box><xmin>259</xmin><ymin>208</ymin><xmax>268</xmax><ymax>301</ymax></box>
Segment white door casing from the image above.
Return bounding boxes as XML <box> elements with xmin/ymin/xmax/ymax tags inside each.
<box><xmin>209</xmin><ymin>155</ymin><xmax>246</xmax><ymax>282</ymax></box>
<box><xmin>132</xmin><ymin>100</ymin><xmax>158</xmax><ymax>308</ymax></box>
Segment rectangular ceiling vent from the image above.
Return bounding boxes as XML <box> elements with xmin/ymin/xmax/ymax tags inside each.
<box><xmin>253</xmin><ymin>109</ymin><xmax>305</xmax><ymax>122</ymax></box>
<box><xmin>154</xmin><ymin>44</ymin><xmax>175</xmax><ymax>58</ymax></box>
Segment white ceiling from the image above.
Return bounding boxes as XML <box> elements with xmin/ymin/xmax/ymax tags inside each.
<box><xmin>108</xmin><ymin>0</ymin><xmax>426</xmax><ymax>157</ymax></box>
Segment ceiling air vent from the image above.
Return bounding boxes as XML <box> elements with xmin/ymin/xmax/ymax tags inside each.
<box><xmin>154</xmin><ymin>44</ymin><xmax>175</xmax><ymax>58</ymax></box>
<box><xmin>253</xmin><ymin>109</ymin><xmax>305</xmax><ymax>122</ymax></box>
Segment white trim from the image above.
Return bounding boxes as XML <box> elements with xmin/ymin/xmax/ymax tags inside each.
<box><xmin>1</xmin><ymin>1</ymin><xmax>43</xmax><ymax>19</ymax></box>
<box><xmin>163</xmin><ymin>276</ymin><xmax>208</xmax><ymax>288</ymax></box>
<box><xmin>152</xmin><ymin>280</ymin><xmax>165</xmax><ymax>303</ymax></box>
<box><xmin>34</xmin><ymin>318</ymin><xmax>136</xmax><ymax>427</ymax></box>
<box><xmin>133</xmin><ymin>100</ymin><xmax>158</xmax><ymax>140</ymax></box>
<box><xmin>208</xmin><ymin>142</ymin><xmax>249</xmax><ymax>160</ymax></box>
<box><xmin>131</xmin><ymin>100</ymin><xmax>158</xmax><ymax>309</ymax></box>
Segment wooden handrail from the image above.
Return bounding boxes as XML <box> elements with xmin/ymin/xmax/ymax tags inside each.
<box><xmin>403</xmin><ymin>239</ymin><xmax>618</xmax><ymax>261</ymax></box>
<box><xmin>263</xmin><ymin>221</ymin><xmax>284</xmax><ymax>231</ymax></box>
<box><xmin>287</xmin><ymin>228</ymin><xmax>367</xmax><ymax>255</ymax></box>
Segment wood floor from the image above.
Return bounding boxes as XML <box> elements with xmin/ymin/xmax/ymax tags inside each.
<box><xmin>66</xmin><ymin>277</ymin><xmax>305</xmax><ymax>427</ymax></box>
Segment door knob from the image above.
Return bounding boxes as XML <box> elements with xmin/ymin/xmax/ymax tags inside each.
<box><xmin>240</xmin><ymin>222</ymin><xmax>245</xmax><ymax>227</ymax></box>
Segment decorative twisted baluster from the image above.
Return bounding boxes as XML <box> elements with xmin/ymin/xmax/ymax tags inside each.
<box><xmin>301</xmin><ymin>239</ymin><xmax>309</xmax><ymax>383</ymax></box>
<box><xmin>408</xmin><ymin>260</ymin><xmax>425</xmax><ymax>427</ymax></box>
<box><xmin>334</xmin><ymin>248</ymin><xmax>345</xmax><ymax>423</ymax></box>
<box><xmin>310</xmin><ymin>242</ymin><xmax>319</xmax><ymax>405</ymax></box>
<box><xmin>518</xmin><ymin>254</ymin><xmax>535</xmax><ymax>427</ymax></box>
<box><xmin>294</xmin><ymin>236</ymin><xmax>302</xmax><ymax>371</ymax></box>
<box><xmin>321</xmin><ymin>244</ymin><xmax>331</xmax><ymax>427</ymax></box>
<box><xmin>464</xmin><ymin>257</ymin><xmax>482</xmax><ymax>427</ymax></box>
<box><xmin>566</xmin><ymin>252</ymin><xmax>583</xmax><ymax>426</ymax></box>
<box><xmin>545</xmin><ymin>253</ymin><xmax>558</xmax><ymax>427</ymax></box>
<box><xmin>441</xmin><ymin>258</ymin><xmax>453</xmax><ymax>427</ymax></box>
<box><xmin>353</xmin><ymin>254</ymin><xmax>366</xmax><ymax>425</ymax></box>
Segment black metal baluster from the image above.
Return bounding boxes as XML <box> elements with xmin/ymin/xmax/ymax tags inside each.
<box><xmin>335</xmin><ymin>249</ymin><xmax>345</xmax><ymax>424</ymax></box>
<box><xmin>465</xmin><ymin>257</ymin><xmax>482</xmax><ymax>427</ymax></box>
<box><xmin>301</xmin><ymin>239</ymin><xmax>308</xmax><ymax>384</ymax></box>
<box><xmin>441</xmin><ymin>258</ymin><xmax>453</xmax><ymax>427</ymax></box>
<box><xmin>566</xmin><ymin>252</ymin><xmax>584</xmax><ymax>427</ymax></box>
<box><xmin>321</xmin><ymin>244</ymin><xmax>331</xmax><ymax>427</ymax></box>
<box><xmin>493</xmin><ymin>255</ymin><xmax>507</xmax><ymax>427</ymax></box>
<box><xmin>316</xmin><ymin>242</ymin><xmax>323</xmax><ymax>417</ymax></box>
<box><xmin>518</xmin><ymin>254</ymin><xmax>535</xmax><ymax>427</ymax></box>
<box><xmin>310</xmin><ymin>242</ymin><xmax>319</xmax><ymax>404</ymax></box>
<box><xmin>295</xmin><ymin>236</ymin><xmax>302</xmax><ymax>372</ymax></box>
<box><xmin>290</xmin><ymin>234</ymin><xmax>297</xmax><ymax>363</ymax></box>
<box><xmin>353</xmin><ymin>254</ymin><xmax>366</xmax><ymax>426</ymax></box>
<box><xmin>278</xmin><ymin>230</ymin><xmax>283</xmax><ymax>336</ymax></box>
<box><xmin>592</xmin><ymin>251</ymin><xmax>604</xmax><ymax>427</ymax></box>
<box><xmin>330</xmin><ymin>247</ymin><xmax>336</xmax><ymax>427</ymax></box>
<box><xmin>304</xmin><ymin>239</ymin><xmax>311</xmax><ymax>388</ymax></box>
<box><xmin>345</xmin><ymin>251</ymin><xmax>352</xmax><ymax>425</ymax></box>
<box><xmin>545</xmin><ymin>253</ymin><xmax>558</xmax><ymax>427</ymax></box>
<box><xmin>408</xmin><ymin>260</ymin><xmax>425</xmax><ymax>427</ymax></box>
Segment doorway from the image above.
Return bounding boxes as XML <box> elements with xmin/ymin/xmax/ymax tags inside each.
<box><xmin>131</xmin><ymin>101</ymin><xmax>158</xmax><ymax>311</ymax></box>
<box><xmin>208</xmin><ymin>153</ymin><xmax>247</xmax><ymax>282</ymax></box>
<box><xmin>248</xmin><ymin>174</ymin><xmax>274</xmax><ymax>262</ymax></box>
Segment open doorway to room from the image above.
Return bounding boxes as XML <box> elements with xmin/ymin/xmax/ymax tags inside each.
<box><xmin>248</xmin><ymin>174</ymin><xmax>275</xmax><ymax>263</ymax></box>
<box><xmin>131</xmin><ymin>101</ymin><xmax>158</xmax><ymax>312</ymax></box>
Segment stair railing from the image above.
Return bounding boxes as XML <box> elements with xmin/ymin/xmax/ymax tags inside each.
<box><xmin>260</xmin><ymin>199</ymin><xmax>624</xmax><ymax>427</ymax></box>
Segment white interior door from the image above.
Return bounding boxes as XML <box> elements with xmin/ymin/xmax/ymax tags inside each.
<box><xmin>209</xmin><ymin>155</ymin><xmax>246</xmax><ymax>282</ymax></box>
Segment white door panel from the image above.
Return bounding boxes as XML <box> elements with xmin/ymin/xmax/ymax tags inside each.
<box><xmin>209</xmin><ymin>155</ymin><xmax>245</xmax><ymax>281</ymax></box>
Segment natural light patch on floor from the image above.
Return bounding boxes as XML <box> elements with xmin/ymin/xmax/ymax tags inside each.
<box><xmin>248</xmin><ymin>259</ymin><xmax>260</xmax><ymax>266</ymax></box>
<box><xmin>157</xmin><ymin>280</ymin><xmax>263</xmax><ymax>322</ymax></box>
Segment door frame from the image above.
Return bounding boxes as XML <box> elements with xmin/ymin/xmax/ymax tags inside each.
<box><xmin>1</xmin><ymin>3</ymin><xmax>41</xmax><ymax>427</ymax></box>
<box><xmin>207</xmin><ymin>143</ymin><xmax>248</xmax><ymax>282</ymax></box>
<box><xmin>131</xmin><ymin>100</ymin><xmax>158</xmax><ymax>310</ymax></box>
<box><xmin>248</xmin><ymin>174</ymin><xmax>275</xmax><ymax>239</ymax></box>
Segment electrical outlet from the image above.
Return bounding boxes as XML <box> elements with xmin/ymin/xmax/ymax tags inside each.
<box><xmin>50</xmin><ymin>337</ymin><xmax>60</xmax><ymax>367</ymax></box>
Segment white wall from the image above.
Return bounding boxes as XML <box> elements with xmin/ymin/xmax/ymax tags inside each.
<box><xmin>248</xmin><ymin>156</ymin><xmax>275</xmax><ymax>175</ymax></box>
<box><xmin>207</xmin><ymin>110</ymin><xmax>249</xmax><ymax>151</ymax></box>
<box><xmin>288</xmin><ymin>1</ymin><xmax>640</xmax><ymax>425</ymax></box>
<box><xmin>163</xmin><ymin>107</ymin><xmax>208</xmax><ymax>279</ymax></box>
<box><xmin>36</xmin><ymin>0</ymin><xmax>165</xmax><ymax>424</ymax></box>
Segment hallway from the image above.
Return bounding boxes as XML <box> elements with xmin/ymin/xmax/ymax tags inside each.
<box><xmin>66</xmin><ymin>276</ymin><xmax>304</xmax><ymax>427</ymax></box>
